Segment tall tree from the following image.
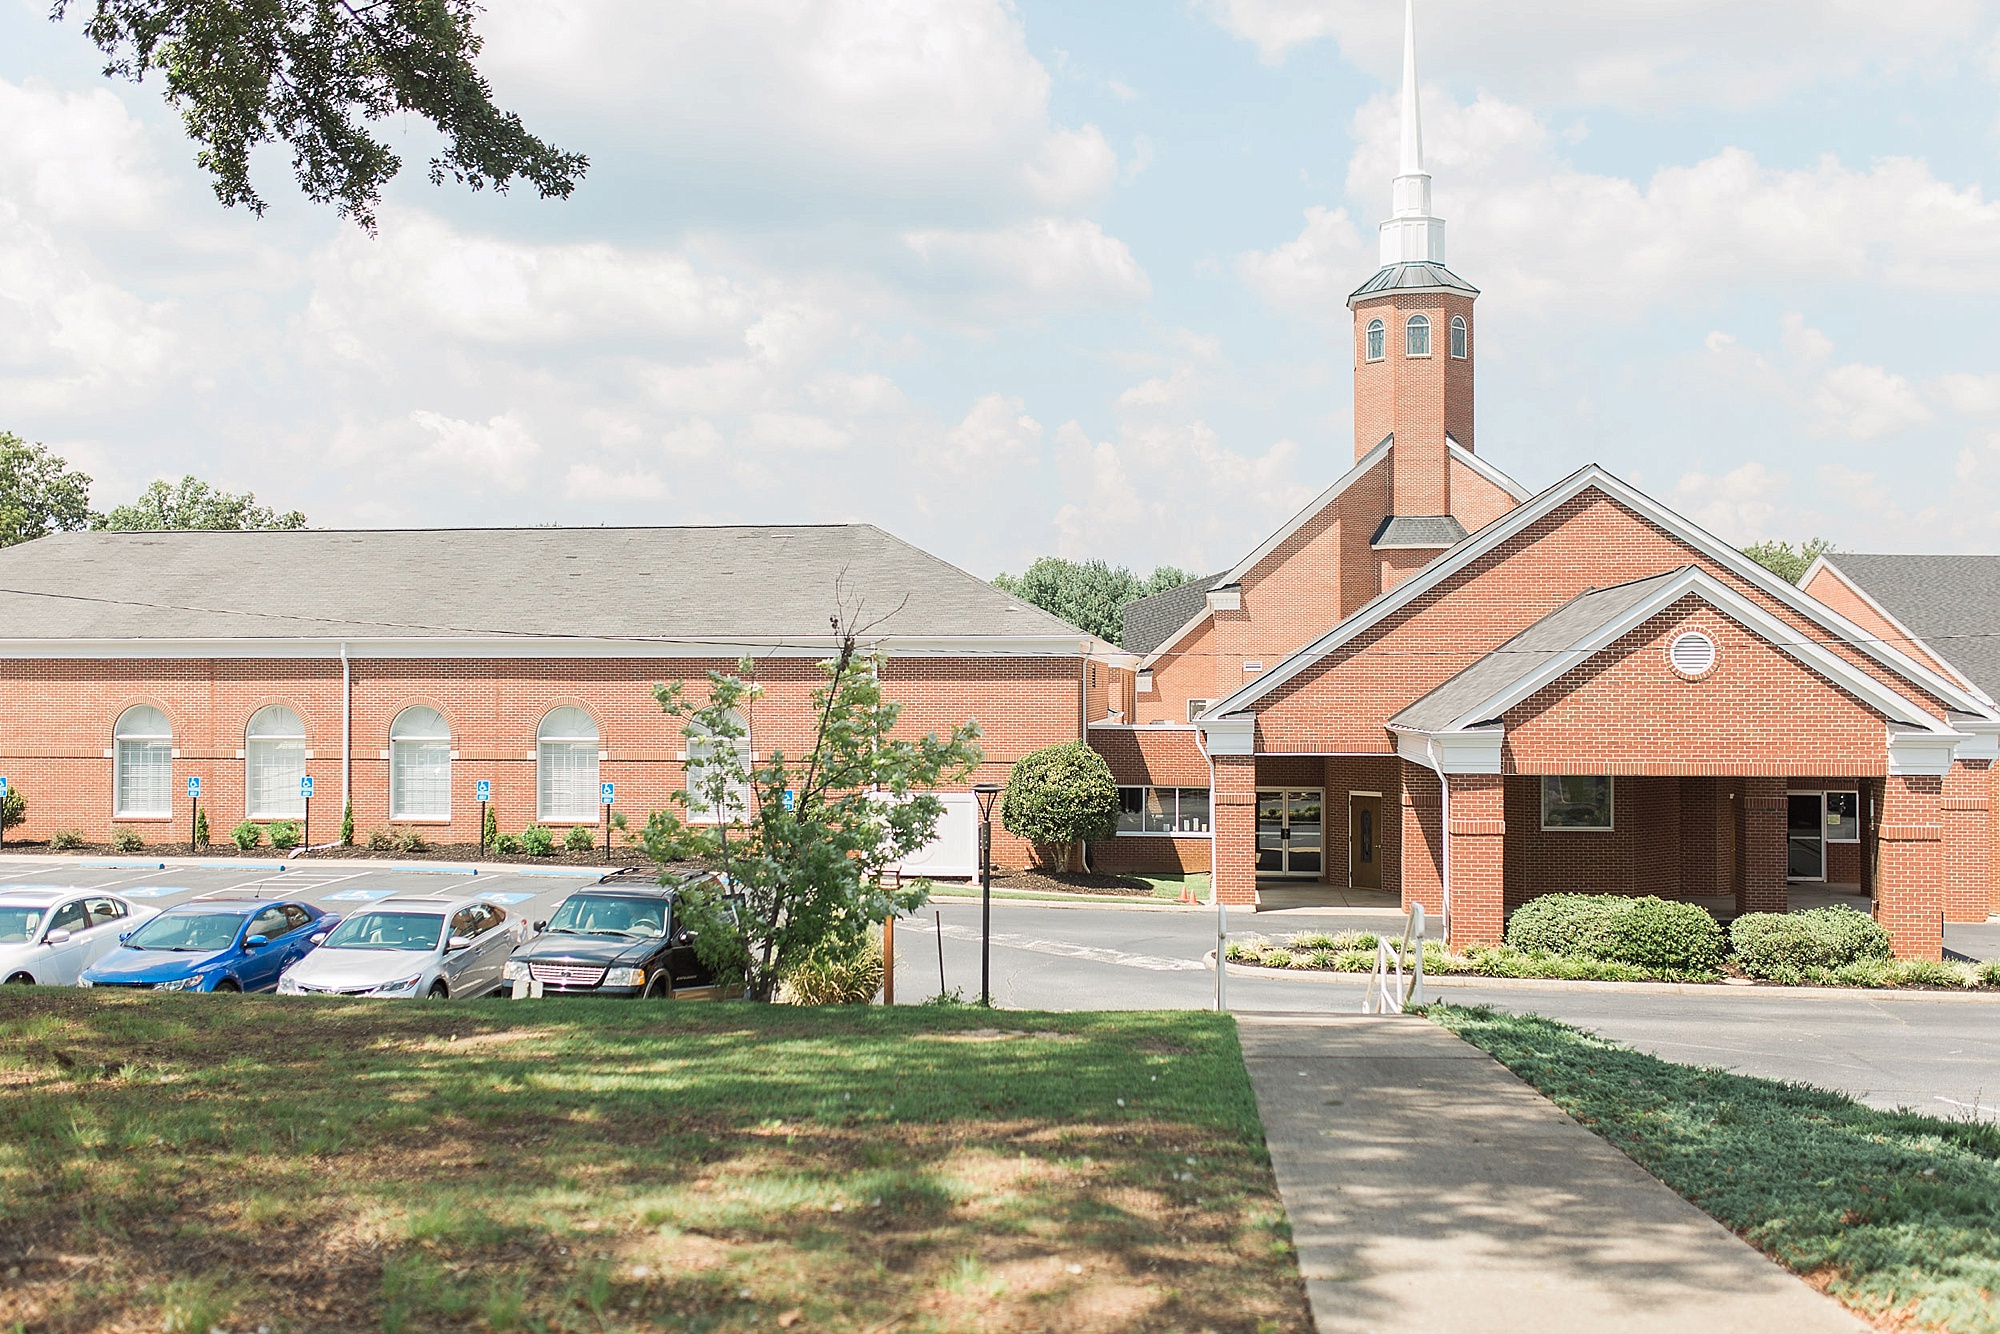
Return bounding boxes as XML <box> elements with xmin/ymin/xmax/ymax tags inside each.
<box><xmin>97</xmin><ymin>476</ymin><xmax>306</xmax><ymax>531</ymax></box>
<box><xmin>1741</xmin><ymin>539</ymin><xmax>1834</xmax><ymax>585</ymax></box>
<box><xmin>992</xmin><ymin>558</ymin><xmax>1192</xmax><ymax>645</ymax></box>
<box><xmin>0</xmin><ymin>433</ymin><xmax>96</xmax><ymax>548</ymax></box>
<box><xmin>53</xmin><ymin>0</ymin><xmax>587</xmax><ymax>230</ymax></box>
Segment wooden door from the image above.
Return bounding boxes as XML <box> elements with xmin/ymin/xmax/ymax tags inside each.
<box><xmin>1350</xmin><ymin>796</ymin><xmax>1382</xmax><ymax>889</ymax></box>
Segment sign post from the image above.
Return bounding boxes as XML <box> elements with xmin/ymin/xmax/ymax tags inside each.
<box><xmin>0</xmin><ymin>775</ymin><xmax>9</xmax><ymax>852</ymax></box>
<box><xmin>476</xmin><ymin>779</ymin><xmax>492</xmax><ymax>854</ymax></box>
<box><xmin>301</xmin><ymin>774</ymin><xmax>314</xmax><ymax>852</ymax></box>
<box><xmin>186</xmin><ymin>775</ymin><xmax>202</xmax><ymax>856</ymax></box>
<box><xmin>600</xmin><ymin>782</ymin><xmax>615</xmax><ymax>862</ymax></box>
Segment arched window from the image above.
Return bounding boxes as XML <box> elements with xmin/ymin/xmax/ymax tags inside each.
<box><xmin>246</xmin><ymin>705</ymin><xmax>307</xmax><ymax>818</ymax></box>
<box><xmin>113</xmin><ymin>705</ymin><xmax>173</xmax><ymax>817</ymax></box>
<box><xmin>538</xmin><ymin>707</ymin><xmax>601</xmax><ymax>822</ymax></box>
<box><xmin>389</xmin><ymin>706</ymin><xmax>451</xmax><ymax>820</ymax></box>
<box><xmin>1365</xmin><ymin>319</ymin><xmax>1385</xmax><ymax>362</ymax></box>
<box><xmin>1450</xmin><ymin>315</ymin><xmax>1468</xmax><ymax>359</ymax></box>
<box><xmin>1406</xmin><ymin>314</ymin><xmax>1431</xmax><ymax>357</ymax></box>
<box><xmin>686</xmin><ymin>708</ymin><xmax>752</xmax><ymax>822</ymax></box>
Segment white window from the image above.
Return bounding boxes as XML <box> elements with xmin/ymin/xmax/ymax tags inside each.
<box><xmin>538</xmin><ymin>706</ymin><xmax>601</xmax><ymax>822</ymax></box>
<box><xmin>1186</xmin><ymin>698</ymin><xmax>1212</xmax><ymax>723</ymax></box>
<box><xmin>113</xmin><ymin>705</ymin><xmax>173</xmax><ymax>818</ymax></box>
<box><xmin>1406</xmin><ymin>313</ymin><xmax>1431</xmax><ymax>357</ymax></box>
<box><xmin>389</xmin><ymin>706</ymin><xmax>452</xmax><ymax>821</ymax></box>
<box><xmin>1825</xmin><ymin>790</ymin><xmax>1861</xmax><ymax>843</ymax></box>
<box><xmin>686</xmin><ymin>708</ymin><xmax>752</xmax><ymax>822</ymax></box>
<box><xmin>1541</xmin><ymin>776</ymin><xmax>1613</xmax><ymax>830</ymax></box>
<box><xmin>1116</xmin><ymin>787</ymin><xmax>1213</xmax><ymax>835</ymax></box>
<box><xmin>1365</xmin><ymin>319</ymin><xmax>1386</xmax><ymax>361</ymax></box>
<box><xmin>245</xmin><ymin>705</ymin><xmax>307</xmax><ymax>818</ymax></box>
<box><xmin>1450</xmin><ymin>315</ymin><xmax>1468</xmax><ymax>359</ymax></box>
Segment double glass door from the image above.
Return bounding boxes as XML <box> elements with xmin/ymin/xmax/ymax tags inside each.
<box><xmin>1257</xmin><ymin>789</ymin><xmax>1323</xmax><ymax>877</ymax></box>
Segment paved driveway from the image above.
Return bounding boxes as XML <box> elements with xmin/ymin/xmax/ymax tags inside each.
<box><xmin>900</xmin><ymin>897</ymin><xmax>2000</xmax><ymax>1120</ymax></box>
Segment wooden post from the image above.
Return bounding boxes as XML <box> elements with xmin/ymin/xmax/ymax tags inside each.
<box><xmin>882</xmin><ymin>913</ymin><xmax>895</xmax><ymax>1006</ymax></box>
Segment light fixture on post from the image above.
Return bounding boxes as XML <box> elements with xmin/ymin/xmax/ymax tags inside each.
<box><xmin>972</xmin><ymin>782</ymin><xmax>1004</xmax><ymax>1007</ymax></box>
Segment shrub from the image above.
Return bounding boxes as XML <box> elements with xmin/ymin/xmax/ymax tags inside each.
<box><xmin>482</xmin><ymin>803</ymin><xmax>499</xmax><ymax>851</ymax></box>
<box><xmin>564</xmin><ymin>824</ymin><xmax>596</xmax><ymax>853</ymax></box>
<box><xmin>778</xmin><ymin>939</ymin><xmax>885</xmax><ymax>1005</ymax></box>
<box><xmin>1260</xmin><ymin>948</ymin><xmax>1294</xmax><ymax>970</ymax></box>
<box><xmin>520</xmin><ymin>825</ymin><xmax>555</xmax><ymax>856</ymax></box>
<box><xmin>192</xmin><ymin>807</ymin><xmax>210</xmax><ymax>848</ymax></box>
<box><xmin>1979</xmin><ymin>960</ymin><xmax>2000</xmax><ymax>988</ymax></box>
<box><xmin>341</xmin><ymin>801</ymin><xmax>354</xmax><ymax>846</ymax></box>
<box><xmin>1506</xmin><ymin>894</ymin><xmax>1623</xmax><ymax>958</ymax></box>
<box><xmin>0</xmin><ymin>785</ymin><xmax>24</xmax><ymax>833</ymax></box>
<box><xmin>50</xmin><ymin>829</ymin><xmax>83</xmax><ymax>851</ymax></box>
<box><xmin>999</xmin><ymin>741</ymin><xmax>1119</xmax><ymax>870</ymax></box>
<box><xmin>367</xmin><ymin>828</ymin><xmax>395</xmax><ymax>852</ymax></box>
<box><xmin>1890</xmin><ymin>958</ymin><xmax>1974</xmax><ymax>989</ymax></box>
<box><xmin>493</xmin><ymin>833</ymin><xmax>522</xmax><ymax>855</ymax></box>
<box><xmin>1609</xmin><ymin>897</ymin><xmax>1725</xmax><ymax>973</ymax></box>
<box><xmin>1291</xmin><ymin>931</ymin><xmax>1340</xmax><ymax>951</ymax></box>
<box><xmin>393</xmin><ymin>829</ymin><xmax>429</xmax><ymax>855</ymax></box>
<box><xmin>112</xmin><ymin>827</ymin><xmax>144</xmax><ymax>853</ymax></box>
<box><xmin>1730</xmin><ymin>906</ymin><xmax>1891</xmax><ymax>979</ymax></box>
<box><xmin>231</xmin><ymin>820</ymin><xmax>263</xmax><ymax>851</ymax></box>
<box><xmin>267</xmin><ymin>820</ymin><xmax>302</xmax><ymax>852</ymax></box>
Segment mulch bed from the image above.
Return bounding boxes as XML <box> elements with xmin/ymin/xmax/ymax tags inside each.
<box><xmin>0</xmin><ymin>839</ymin><xmax>634</xmax><ymax>869</ymax></box>
<box><xmin>990</xmin><ymin>869</ymin><xmax>1163</xmax><ymax>898</ymax></box>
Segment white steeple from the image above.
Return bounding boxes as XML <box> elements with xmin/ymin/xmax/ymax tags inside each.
<box><xmin>1378</xmin><ymin>0</ymin><xmax>1446</xmax><ymax>267</ymax></box>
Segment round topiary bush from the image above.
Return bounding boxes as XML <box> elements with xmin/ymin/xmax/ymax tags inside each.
<box><xmin>1504</xmin><ymin>893</ymin><xmax>1625</xmax><ymax>957</ymax></box>
<box><xmin>1609</xmin><ymin>896</ymin><xmax>1725</xmax><ymax>973</ymax></box>
<box><xmin>1729</xmin><ymin>906</ymin><xmax>1891</xmax><ymax>979</ymax></box>
<box><xmin>999</xmin><ymin>741</ymin><xmax>1119</xmax><ymax>870</ymax></box>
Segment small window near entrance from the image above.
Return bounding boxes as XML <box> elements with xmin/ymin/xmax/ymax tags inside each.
<box><xmin>1825</xmin><ymin>790</ymin><xmax>1860</xmax><ymax>843</ymax></box>
<box><xmin>1116</xmin><ymin>786</ymin><xmax>1212</xmax><ymax>835</ymax></box>
<box><xmin>1541</xmin><ymin>776</ymin><xmax>1613</xmax><ymax>830</ymax></box>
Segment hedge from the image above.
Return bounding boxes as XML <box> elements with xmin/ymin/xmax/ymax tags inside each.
<box><xmin>1730</xmin><ymin>906</ymin><xmax>1891</xmax><ymax>980</ymax></box>
<box><xmin>1505</xmin><ymin>893</ymin><xmax>1724</xmax><ymax>973</ymax></box>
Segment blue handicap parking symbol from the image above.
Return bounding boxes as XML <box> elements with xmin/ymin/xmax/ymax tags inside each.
<box><xmin>186</xmin><ymin>776</ymin><xmax>201</xmax><ymax>798</ymax></box>
<box><xmin>600</xmin><ymin>782</ymin><xmax>615</xmax><ymax>805</ymax></box>
<box><xmin>121</xmin><ymin>886</ymin><xmax>187</xmax><ymax>898</ymax></box>
<box><xmin>324</xmin><ymin>889</ymin><xmax>397</xmax><ymax>902</ymax></box>
<box><xmin>477</xmin><ymin>779</ymin><xmax>492</xmax><ymax>802</ymax></box>
<box><xmin>476</xmin><ymin>892</ymin><xmax>535</xmax><ymax>905</ymax></box>
<box><xmin>301</xmin><ymin>775</ymin><xmax>314</xmax><ymax>798</ymax></box>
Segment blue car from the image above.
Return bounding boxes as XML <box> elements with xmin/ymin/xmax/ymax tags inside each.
<box><xmin>80</xmin><ymin>896</ymin><xmax>339</xmax><ymax>993</ymax></box>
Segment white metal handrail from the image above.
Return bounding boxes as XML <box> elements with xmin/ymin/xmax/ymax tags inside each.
<box><xmin>1361</xmin><ymin>902</ymin><xmax>1426</xmax><ymax>1014</ymax></box>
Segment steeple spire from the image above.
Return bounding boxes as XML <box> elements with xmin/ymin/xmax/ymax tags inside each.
<box><xmin>1379</xmin><ymin>0</ymin><xmax>1446</xmax><ymax>267</ymax></box>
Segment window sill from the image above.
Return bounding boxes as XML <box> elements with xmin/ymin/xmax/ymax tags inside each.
<box><xmin>1539</xmin><ymin>825</ymin><xmax>1614</xmax><ymax>833</ymax></box>
<box><xmin>111</xmin><ymin>814</ymin><xmax>174</xmax><ymax>823</ymax></box>
<box><xmin>388</xmin><ymin>818</ymin><xmax>454</xmax><ymax>826</ymax></box>
<box><xmin>1114</xmin><ymin>831</ymin><xmax>1213</xmax><ymax>838</ymax></box>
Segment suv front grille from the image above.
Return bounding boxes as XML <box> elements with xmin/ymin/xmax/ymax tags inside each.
<box><xmin>529</xmin><ymin>963</ymin><xmax>607</xmax><ymax>987</ymax></box>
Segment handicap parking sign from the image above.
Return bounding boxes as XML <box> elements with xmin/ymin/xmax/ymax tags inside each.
<box><xmin>300</xmin><ymin>775</ymin><xmax>314</xmax><ymax>799</ymax></box>
<box><xmin>600</xmin><ymin>782</ymin><xmax>615</xmax><ymax>805</ymax></box>
<box><xmin>476</xmin><ymin>779</ymin><xmax>491</xmax><ymax>802</ymax></box>
<box><xmin>186</xmin><ymin>776</ymin><xmax>201</xmax><ymax>799</ymax></box>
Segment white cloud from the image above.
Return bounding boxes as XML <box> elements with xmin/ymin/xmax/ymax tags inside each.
<box><xmin>409</xmin><ymin>411</ymin><xmax>544</xmax><ymax>490</ymax></box>
<box><xmin>903</xmin><ymin>218</ymin><xmax>1150</xmax><ymax>313</ymax></box>
<box><xmin>1671</xmin><ymin>460</ymin><xmax>1790</xmax><ymax>544</ymax></box>
<box><xmin>565</xmin><ymin>462</ymin><xmax>670</xmax><ymax>503</ymax></box>
<box><xmin>1808</xmin><ymin>364</ymin><xmax>1933</xmax><ymax>441</ymax></box>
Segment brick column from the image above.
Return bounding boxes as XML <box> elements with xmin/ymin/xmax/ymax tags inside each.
<box><xmin>1448</xmin><ymin>772</ymin><xmax>1505</xmax><ymax>948</ymax></box>
<box><xmin>1212</xmin><ymin>754</ymin><xmax>1258</xmax><ymax>907</ymax></box>
<box><xmin>1399</xmin><ymin>761</ymin><xmax>1442</xmax><ymax>918</ymax></box>
<box><xmin>1736</xmin><ymin>778</ymin><xmax>1787</xmax><ymax>916</ymax></box>
<box><xmin>1878</xmin><ymin>772</ymin><xmax>1944</xmax><ymax>959</ymax></box>
<box><xmin>1941</xmin><ymin>761</ymin><xmax>1992</xmax><ymax>924</ymax></box>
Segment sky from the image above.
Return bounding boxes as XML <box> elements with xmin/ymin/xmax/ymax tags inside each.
<box><xmin>5</xmin><ymin>0</ymin><xmax>2000</xmax><ymax>579</ymax></box>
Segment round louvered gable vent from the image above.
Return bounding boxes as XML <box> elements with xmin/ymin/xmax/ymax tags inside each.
<box><xmin>1669</xmin><ymin>630</ymin><xmax>1716</xmax><ymax>678</ymax></box>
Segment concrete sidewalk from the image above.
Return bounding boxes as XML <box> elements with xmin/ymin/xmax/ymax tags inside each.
<box><xmin>1237</xmin><ymin>1013</ymin><xmax>1867</xmax><ymax>1334</ymax></box>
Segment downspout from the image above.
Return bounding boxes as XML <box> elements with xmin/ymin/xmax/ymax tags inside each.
<box><xmin>341</xmin><ymin>642</ymin><xmax>352</xmax><ymax>834</ymax></box>
<box><xmin>1423</xmin><ymin>737</ymin><xmax>1451</xmax><ymax>945</ymax></box>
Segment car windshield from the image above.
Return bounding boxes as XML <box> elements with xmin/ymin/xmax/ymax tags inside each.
<box><xmin>544</xmin><ymin>895</ymin><xmax>665</xmax><ymax>939</ymax></box>
<box><xmin>320</xmin><ymin>911</ymin><xmax>445</xmax><ymax>952</ymax></box>
<box><xmin>126</xmin><ymin>912</ymin><xmax>242</xmax><ymax>952</ymax></box>
<box><xmin>0</xmin><ymin>906</ymin><xmax>44</xmax><ymax>944</ymax></box>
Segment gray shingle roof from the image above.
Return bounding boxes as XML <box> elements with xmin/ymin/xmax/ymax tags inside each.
<box><xmin>1370</xmin><ymin>515</ymin><xmax>1469</xmax><ymax>549</ymax></box>
<box><xmin>1121</xmin><ymin>572</ymin><xmax>1228</xmax><ymax>656</ymax></box>
<box><xmin>1390</xmin><ymin>570</ymin><xmax>1689</xmax><ymax>732</ymax></box>
<box><xmin>1825</xmin><ymin>554</ymin><xmax>2000</xmax><ymax>698</ymax></box>
<box><xmin>1347</xmin><ymin>261</ymin><xmax>1480</xmax><ymax>303</ymax></box>
<box><xmin>0</xmin><ymin>526</ymin><xmax>1089</xmax><ymax>645</ymax></box>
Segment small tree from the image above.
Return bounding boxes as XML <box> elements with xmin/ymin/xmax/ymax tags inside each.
<box><xmin>1741</xmin><ymin>538</ymin><xmax>1833</xmax><ymax>585</ymax></box>
<box><xmin>635</xmin><ymin>609</ymin><xmax>982</xmax><ymax>1003</ymax></box>
<box><xmin>192</xmin><ymin>806</ymin><xmax>210</xmax><ymax>848</ymax></box>
<box><xmin>341</xmin><ymin>800</ymin><xmax>354</xmax><ymax>846</ymax></box>
<box><xmin>482</xmin><ymin>802</ymin><xmax>499</xmax><ymax>853</ymax></box>
<box><xmin>1</xmin><ymin>785</ymin><xmax>25</xmax><ymax>834</ymax></box>
<box><xmin>1000</xmin><ymin>741</ymin><xmax>1119</xmax><ymax>872</ymax></box>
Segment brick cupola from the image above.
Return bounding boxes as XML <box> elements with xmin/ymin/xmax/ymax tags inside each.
<box><xmin>1350</xmin><ymin>0</ymin><xmax>1479</xmax><ymax>533</ymax></box>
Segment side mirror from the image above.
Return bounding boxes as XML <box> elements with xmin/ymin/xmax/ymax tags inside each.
<box><xmin>533</xmin><ymin>920</ymin><xmax>547</xmax><ymax>933</ymax></box>
<box><xmin>245</xmin><ymin>934</ymin><xmax>270</xmax><ymax>949</ymax></box>
<box><xmin>675</xmin><ymin>930</ymin><xmax>695</xmax><ymax>946</ymax></box>
<box><xmin>446</xmin><ymin>935</ymin><xmax>472</xmax><ymax>952</ymax></box>
<box><xmin>118</xmin><ymin>930</ymin><xmax>133</xmax><ymax>944</ymax></box>
<box><xmin>309</xmin><ymin>933</ymin><xmax>327</xmax><ymax>945</ymax></box>
<box><xmin>44</xmin><ymin>929</ymin><xmax>71</xmax><ymax>945</ymax></box>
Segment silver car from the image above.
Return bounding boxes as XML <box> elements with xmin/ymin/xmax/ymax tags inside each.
<box><xmin>0</xmin><ymin>889</ymin><xmax>157</xmax><ymax>986</ymax></box>
<box><xmin>276</xmin><ymin>895</ymin><xmax>523</xmax><ymax>999</ymax></box>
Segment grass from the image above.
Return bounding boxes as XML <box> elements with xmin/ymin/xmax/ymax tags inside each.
<box><xmin>0</xmin><ymin>992</ymin><xmax>1307</xmax><ymax>1333</ymax></box>
<box><xmin>928</xmin><ymin>873</ymin><xmax>1210</xmax><ymax>906</ymax></box>
<box><xmin>1430</xmin><ymin>1004</ymin><xmax>2000</xmax><ymax>1333</ymax></box>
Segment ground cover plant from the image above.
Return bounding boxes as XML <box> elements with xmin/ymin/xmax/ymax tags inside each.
<box><xmin>1429</xmin><ymin>1004</ymin><xmax>2000</xmax><ymax>1333</ymax></box>
<box><xmin>0</xmin><ymin>992</ymin><xmax>1307</xmax><ymax>1334</ymax></box>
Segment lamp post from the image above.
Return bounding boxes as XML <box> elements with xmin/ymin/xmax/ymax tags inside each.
<box><xmin>972</xmin><ymin>782</ymin><xmax>1003</xmax><ymax>1008</ymax></box>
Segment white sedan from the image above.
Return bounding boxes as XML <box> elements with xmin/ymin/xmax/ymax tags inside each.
<box><xmin>277</xmin><ymin>896</ymin><xmax>523</xmax><ymax>999</ymax></box>
<box><xmin>0</xmin><ymin>890</ymin><xmax>157</xmax><ymax>986</ymax></box>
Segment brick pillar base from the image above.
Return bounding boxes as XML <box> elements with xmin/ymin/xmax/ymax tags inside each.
<box><xmin>1737</xmin><ymin>779</ymin><xmax>1787</xmax><ymax>916</ymax></box>
<box><xmin>1942</xmin><ymin>761</ymin><xmax>1992</xmax><ymax>924</ymax></box>
<box><xmin>1448</xmin><ymin>773</ymin><xmax>1505</xmax><ymax>948</ymax></box>
<box><xmin>1879</xmin><ymin>772</ymin><xmax>1943</xmax><ymax>959</ymax></box>
<box><xmin>1399</xmin><ymin>761</ymin><xmax>1442</xmax><ymax>919</ymax></box>
<box><xmin>1213</xmin><ymin>754</ymin><xmax>1257</xmax><ymax>907</ymax></box>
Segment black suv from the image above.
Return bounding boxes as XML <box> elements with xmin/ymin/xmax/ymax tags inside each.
<box><xmin>501</xmin><ymin>876</ymin><xmax>740</xmax><ymax>999</ymax></box>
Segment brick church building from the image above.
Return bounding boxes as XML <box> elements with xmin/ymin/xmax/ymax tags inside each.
<box><xmin>1085</xmin><ymin>6</ymin><xmax>1999</xmax><ymax>959</ymax></box>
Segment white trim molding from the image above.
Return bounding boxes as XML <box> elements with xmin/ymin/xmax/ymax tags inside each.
<box><xmin>1888</xmin><ymin>728</ymin><xmax>1966</xmax><ymax>776</ymax></box>
<box><xmin>1392</xmin><ymin>725</ymin><xmax>1502</xmax><ymax>773</ymax></box>
<box><xmin>1206</xmin><ymin>586</ymin><xmax>1242</xmax><ymax>612</ymax></box>
<box><xmin>1197</xmin><ymin>714</ymin><xmax>1257</xmax><ymax>755</ymax></box>
<box><xmin>1954</xmin><ymin>719</ymin><xmax>2000</xmax><ymax>762</ymax></box>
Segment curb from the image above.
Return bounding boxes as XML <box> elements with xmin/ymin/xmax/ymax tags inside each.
<box><xmin>1216</xmin><ymin>958</ymin><xmax>2000</xmax><ymax>1004</ymax></box>
<box><xmin>0</xmin><ymin>854</ymin><xmax>627</xmax><ymax>879</ymax></box>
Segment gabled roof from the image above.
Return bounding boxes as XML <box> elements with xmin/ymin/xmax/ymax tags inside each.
<box><xmin>1121</xmin><ymin>572</ymin><xmax>1228</xmax><ymax>656</ymax></box>
<box><xmin>1197</xmin><ymin>465</ymin><xmax>2000</xmax><ymax>726</ymax></box>
<box><xmin>1348</xmin><ymin>261</ymin><xmax>1480</xmax><ymax>304</ymax></box>
<box><xmin>1809</xmin><ymin>554</ymin><xmax>2000</xmax><ymax>703</ymax></box>
<box><xmin>1387</xmin><ymin>567</ymin><xmax>1949</xmax><ymax>737</ymax></box>
<box><xmin>0</xmin><ymin>525</ymin><xmax>1092</xmax><ymax>654</ymax></box>
<box><xmin>1371</xmin><ymin>515</ymin><xmax>1468</xmax><ymax>549</ymax></box>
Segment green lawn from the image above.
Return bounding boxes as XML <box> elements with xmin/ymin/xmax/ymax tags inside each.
<box><xmin>1431</xmin><ymin>1004</ymin><xmax>2000</xmax><ymax>1333</ymax></box>
<box><xmin>0</xmin><ymin>993</ymin><xmax>1306</xmax><ymax>1333</ymax></box>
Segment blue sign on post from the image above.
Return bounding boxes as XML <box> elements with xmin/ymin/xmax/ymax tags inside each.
<box><xmin>600</xmin><ymin>782</ymin><xmax>615</xmax><ymax>806</ymax></box>
<box><xmin>186</xmin><ymin>776</ymin><xmax>201</xmax><ymax>799</ymax></box>
<box><xmin>476</xmin><ymin>779</ymin><xmax>491</xmax><ymax>803</ymax></box>
<box><xmin>300</xmin><ymin>775</ymin><xmax>314</xmax><ymax>799</ymax></box>
<box><xmin>0</xmin><ymin>777</ymin><xmax>9</xmax><ymax>798</ymax></box>
<box><xmin>783</xmin><ymin>788</ymin><xmax>796</xmax><ymax>812</ymax></box>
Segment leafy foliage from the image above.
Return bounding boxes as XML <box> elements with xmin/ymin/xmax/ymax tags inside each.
<box><xmin>267</xmin><ymin>819</ymin><xmax>302</xmax><ymax>852</ymax></box>
<box><xmin>54</xmin><ymin>0</ymin><xmax>588</xmax><ymax>229</ymax></box>
<box><xmin>519</xmin><ymin>825</ymin><xmax>555</xmax><ymax>857</ymax></box>
<box><xmin>991</xmin><ymin>557</ymin><xmax>1193</xmax><ymax>644</ymax></box>
<box><xmin>634</xmin><ymin>613</ymin><xmax>982</xmax><ymax>1003</ymax></box>
<box><xmin>111</xmin><ymin>827</ymin><xmax>144</xmax><ymax>853</ymax></box>
<box><xmin>777</xmin><ymin>937</ymin><xmax>886</xmax><ymax>1005</ymax></box>
<box><xmin>230</xmin><ymin>820</ymin><xmax>262</xmax><ymax>851</ymax></box>
<box><xmin>0</xmin><ymin>432</ymin><xmax>95</xmax><ymax>548</ymax></box>
<box><xmin>1731</xmin><ymin>906</ymin><xmax>1892</xmax><ymax>980</ymax></box>
<box><xmin>0</xmin><ymin>786</ymin><xmax>23</xmax><ymax>833</ymax></box>
<box><xmin>50</xmin><ymin>829</ymin><xmax>84</xmax><ymax>851</ymax></box>
<box><xmin>341</xmin><ymin>800</ymin><xmax>354</xmax><ymax>846</ymax></box>
<box><xmin>1503</xmin><ymin>893</ymin><xmax>1722</xmax><ymax>972</ymax></box>
<box><xmin>393</xmin><ymin>829</ymin><xmax>429</xmax><ymax>855</ymax></box>
<box><xmin>563</xmin><ymin>823</ymin><xmax>596</xmax><ymax>853</ymax></box>
<box><xmin>97</xmin><ymin>475</ymin><xmax>305</xmax><ymax>531</ymax></box>
<box><xmin>999</xmin><ymin>741</ymin><xmax>1119</xmax><ymax>868</ymax></box>
<box><xmin>192</xmin><ymin>806</ymin><xmax>209</xmax><ymax>847</ymax></box>
<box><xmin>492</xmin><ymin>833</ymin><xmax>522</xmax><ymax>855</ymax></box>
<box><xmin>1740</xmin><ymin>538</ymin><xmax>1834</xmax><ymax>584</ymax></box>
<box><xmin>480</xmin><ymin>802</ymin><xmax>498</xmax><ymax>852</ymax></box>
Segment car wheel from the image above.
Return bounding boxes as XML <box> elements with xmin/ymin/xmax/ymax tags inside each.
<box><xmin>427</xmin><ymin>981</ymin><xmax>449</xmax><ymax>1000</ymax></box>
<box><xmin>643</xmin><ymin>973</ymin><xmax>671</xmax><ymax>1000</ymax></box>
<box><xmin>212</xmin><ymin>979</ymin><xmax>239</xmax><ymax>993</ymax></box>
<box><xmin>4</xmin><ymin>972</ymin><xmax>34</xmax><ymax>985</ymax></box>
